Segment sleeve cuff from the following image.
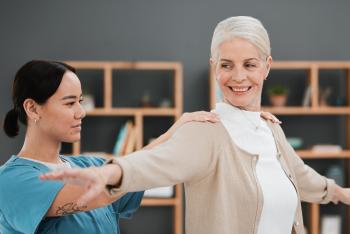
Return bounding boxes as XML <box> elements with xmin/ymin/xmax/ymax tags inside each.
<box><xmin>103</xmin><ymin>157</ymin><xmax>132</xmax><ymax>196</ymax></box>
<box><xmin>322</xmin><ymin>177</ymin><xmax>336</xmax><ymax>204</ymax></box>
<box><xmin>104</xmin><ymin>158</ymin><xmax>122</xmax><ymax>196</ymax></box>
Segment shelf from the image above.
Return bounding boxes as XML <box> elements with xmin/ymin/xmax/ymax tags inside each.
<box><xmin>262</xmin><ymin>106</ymin><xmax>350</xmax><ymax>115</ymax></box>
<box><xmin>272</xmin><ymin>61</ymin><xmax>350</xmax><ymax>69</ymax></box>
<box><xmin>297</xmin><ymin>150</ymin><xmax>350</xmax><ymax>159</ymax></box>
<box><xmin>86</xmin><ymin>108</ymin><xmax>178</xmax><ymax>116</ymax></box>
<box><xmin>67</xmin><ymin>61</ymin><xmax>182</xmax><ymax>70</ymax></box>
<box><xmin>141</xmin><ymin>198</ymin><xmax>178</xmax><ymax>206</ymax></box>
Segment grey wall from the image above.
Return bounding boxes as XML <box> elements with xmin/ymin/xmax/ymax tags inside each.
<box><xmin>1</xmin><ymin>0</ymin><xmax>350</xmax><ymax>233</ymax></box>
<box><xmin>1</xmin><ymin>0</ymin><xmax>350</xmax><ymax>162</ymax></box>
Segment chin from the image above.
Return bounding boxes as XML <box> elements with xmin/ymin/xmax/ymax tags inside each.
<box><xmin>227</xmin><ymin>99</ymin><xmax>250</xmax><ymax>108</ymax></box>
<box><xmin>63</xmin><ymin>135</ymin><xmax>81</xmax><ymax>143</ymax></box>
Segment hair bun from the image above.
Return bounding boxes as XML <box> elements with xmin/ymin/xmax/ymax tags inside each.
<box><xmin>3</xmin><ymin>108</ymin><xmax>19</xmax><ymax>137</ymax></box>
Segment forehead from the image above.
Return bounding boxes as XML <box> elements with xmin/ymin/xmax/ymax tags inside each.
<box><xmin>218</xmin><ymin>38</ymin><xmax>261</xmax><ymax>60</ymax></box>
<box><xmin>54</xmin><ymin>71</ymin><xmax>82</xmax><ymax>97</ymax></box>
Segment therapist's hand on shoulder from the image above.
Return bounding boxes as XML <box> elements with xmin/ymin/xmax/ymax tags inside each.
<box><xmin>160</xmin><ymin>110</ymin><xmax>280</xmax><ymax>142</ymax></box>
<box><xmin>260</xmin><ymin>111</ymin><xmax>281</xmax><ymax>124</ymax></box>
<box><xmin>166</xmin><ymin>111</ymin><xmax>220</xmax><ymax>135</ymax></box>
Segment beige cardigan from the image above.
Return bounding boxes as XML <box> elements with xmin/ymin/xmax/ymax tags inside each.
<box><xmin>110</xmin><ymin>121</ymin><xmax>335</xmax><ymax>234</ymax></box>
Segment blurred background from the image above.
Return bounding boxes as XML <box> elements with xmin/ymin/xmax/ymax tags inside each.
<box><xmin>1</xmin><ymin>1</ymin><xmax>350</xmax><ymax>233</ymax></box>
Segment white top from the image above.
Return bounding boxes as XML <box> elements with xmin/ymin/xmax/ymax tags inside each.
<box><xmin>22</xmin><ymin>156</ymin><xmax>72</xmax><ymax>171</ymax></box>
<box><xmin>214</xmin><ymin>102</ymin><xmax>298</xmax><ymax>234</ymax></box>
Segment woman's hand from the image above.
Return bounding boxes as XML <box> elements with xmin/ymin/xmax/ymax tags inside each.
<box><xmin>165</xmin><ymin>111</ymin><xmax>220</xmax><ymax>136</ymax></box>
<box><xmin>260</xmin><ymin>111</ymin><xmax>281</xmax><ymax>124</ymax></box>
<box><xmin>143</xmin><ymin>111</ymin><xmax>219</xmax><ymax>149</ymax></box>
<box><xmin>332</xmin><ymin>185</ymin><xmax>350</xmax><ymax>205</ymax></box>
<box><xmin>40</xmin><ymin>164</ymin><xmax>122</xmax><ymax>206</ymax></box>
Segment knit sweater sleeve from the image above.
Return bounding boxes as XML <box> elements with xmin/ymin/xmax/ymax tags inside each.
<box><xmin>112</xmin><ymin>122</ymin><xmax>220</xmax><ymax>192</ymax></box>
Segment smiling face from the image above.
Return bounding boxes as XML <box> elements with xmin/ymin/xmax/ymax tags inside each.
<box><xmin>212</xmin><ymin>37</ymin><xmax>272</xmax><ymax>111</ymax></box>
<box><xmin>36</xmin><ymin>71</ymin><xmax>86</xmax><ymax>143</ymax></box>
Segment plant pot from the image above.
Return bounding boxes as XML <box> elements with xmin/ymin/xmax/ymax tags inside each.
<box><xmin>269</xmin><ymin>94</ymin><xmax>288</xmax><ymax>107</ymax></box>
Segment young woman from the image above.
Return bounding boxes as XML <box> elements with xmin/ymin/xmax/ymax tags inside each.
<box><xmin>0</xmin><ymin>60</ymin><xmax>225</xmax><ymax>233</ymax></box>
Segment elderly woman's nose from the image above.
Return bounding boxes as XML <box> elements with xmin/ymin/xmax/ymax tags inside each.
<box><xmin>230</xmin><ymin>68</ymin><xmax>247</xmax><ymax>82</ymax></box>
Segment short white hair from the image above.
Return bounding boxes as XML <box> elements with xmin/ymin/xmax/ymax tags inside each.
<box><xmin>210</xmin><ymin>16</ymin><xmax>271</xmax><ymax>60</ymax></box>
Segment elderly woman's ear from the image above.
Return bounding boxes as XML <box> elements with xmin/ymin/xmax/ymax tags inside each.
<box><xmin>264</xmin><ymin>56</ymin><xmax>273</xmax><ymax>80</ymax></box>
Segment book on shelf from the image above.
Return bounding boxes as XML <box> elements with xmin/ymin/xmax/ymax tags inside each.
<box><xmin>311</xmin><ymin>144</ymin><xmax>342</xmax><ymax>153</ymax></box>
<box><xmin>113</xmin><ymin>121</ymin><xmax>133</xmax><ymax>156</ymax></box>
<box><xmin>302</xmin><ymin>85</ymin><xmax>311</xmax><ymax>107</ymax></box>
<box><xmin>144</xmin><ymin>186</ymin><xmax>174</xmax><ymax>198</ymax></box>
<box><xmin>321</xmin><ymin>215</ymin><xmax>341</xmax><ymax>234</ymax></box>
<box><xmin>122</xmin><ymin>125</ymin><xmax>137</xmax><ymax>155</ymax></box>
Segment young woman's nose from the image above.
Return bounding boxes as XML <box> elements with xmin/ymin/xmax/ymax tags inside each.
<box><xmin>75</xmin><ymin>103</ymin><xmax>86</xmax><ymax>119</ymax></box>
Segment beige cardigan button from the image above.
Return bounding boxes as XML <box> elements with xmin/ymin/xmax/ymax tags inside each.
<box><xmin>294</xmin><ymin>221</ymin><xmax>299</xmax><ymax>226</ymax></box>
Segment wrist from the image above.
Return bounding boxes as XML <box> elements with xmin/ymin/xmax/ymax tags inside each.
<box><xmin>332</xmin><ymin>184</ymin><xmax>342</xmax><ymax>203</ymax></box>
<box><xmin>103</xmin><ymin>164</ymin><xmax>123</xmax><ymax>187</ymax></box>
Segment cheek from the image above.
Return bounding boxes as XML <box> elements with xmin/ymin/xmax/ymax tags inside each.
<box><xmin>45</xmin><ymin>110</ymin><xmax>73</xmax><ymax>129</ymax></box>
<box><xmin>216</xmin><ymin>71</ymin><xmax>231</xmax><ymax>85</ymax></box>
<box><xmin>250</xmin><ymin>71</ymin><xmax>265</xmax><ymax>87</ymax></box>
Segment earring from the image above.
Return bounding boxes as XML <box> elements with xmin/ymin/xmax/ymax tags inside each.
<box><xmin>34</xmin><ymin>119</ymin><xmax>38</xmax><ymax>124</ymax></box>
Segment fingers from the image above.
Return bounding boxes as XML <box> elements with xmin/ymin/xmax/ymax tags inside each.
<box><xmin>40</xmin><ymin>168</ymin><xmax>89</xmax><ymax>185</ymax></box>
<box><xmin>260</xmin><ymin>111</ymin><xmax>281</xmax><ymax>124</ymax></box>
<box><xmin>40</xmin><ymin>169</ymin><xmax>75</xmax><ymax>181</ymax></box>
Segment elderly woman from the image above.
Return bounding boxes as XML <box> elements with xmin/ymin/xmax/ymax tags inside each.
<box><xmin>41</xmin><ymin>16</ymin><xmax>350</xmax><ymax>234</ymax></box>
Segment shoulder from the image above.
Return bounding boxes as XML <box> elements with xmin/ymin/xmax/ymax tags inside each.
<box><xmin>178</xmin><ymin>121</ymin><xmax>230</xmax><ymax>142</ymax></box>
<box><xmin>175</xmin><ymin>121</ymin><xmax>227</xmax><ymax>138</ymax></box>
<box><xmin>0</xmin><ymin>156</ymin><xmax>43</xmax><ymax>180</ymax></box>
<box><xmin>0</xmin><ymin>157</ymin><xmax>62</xmax><ymax>203</ymax></box>
<box><xmin>63</xmin><ymin>155</ymin><xmax>106</xmax><ymax>168</ymax></box>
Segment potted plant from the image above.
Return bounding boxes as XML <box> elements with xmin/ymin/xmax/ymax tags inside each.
<box><xmin>267</xmin><ymin>85</ymin><xmax>289</xmax><ymax>107</ymax></box>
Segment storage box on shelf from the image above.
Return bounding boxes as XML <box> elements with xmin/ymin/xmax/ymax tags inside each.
<box><xmin>210</xmin><ymin>61</ymin><xmax>350</xmax><ymax>234</ymax></box>
<box><xmin>64</xmin><ymin>61</ymin><xmax>183</xmax><ymax>234</ymax></box>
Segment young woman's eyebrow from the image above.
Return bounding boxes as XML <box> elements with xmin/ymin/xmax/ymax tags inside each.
<box><xmin>60</xmin><ymin>94</ymin><xmax>83</xmax><ymax>101</ymax></box>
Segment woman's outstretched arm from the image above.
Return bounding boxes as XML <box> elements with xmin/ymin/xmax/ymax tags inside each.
<box><xmin>41</xmin><ymin>111</ymin><xmax>280</xmax><ymax>206</ymax></box>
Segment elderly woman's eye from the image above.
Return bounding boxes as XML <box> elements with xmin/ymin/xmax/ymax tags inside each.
<box><xmin>221</xmin><ymin>64</ymin><xmax>231</xmax><ymax>69</ymax></box>
<box><xmin>245</xmin><ymin>63</ymin><xmax>257</xmax><ymax>68</ymax></box>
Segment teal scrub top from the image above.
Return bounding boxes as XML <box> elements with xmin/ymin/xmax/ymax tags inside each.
<box><xmin>0</xmin><ymin>155</ymin><xmax>144</xmax><ymax>234</ymax></box>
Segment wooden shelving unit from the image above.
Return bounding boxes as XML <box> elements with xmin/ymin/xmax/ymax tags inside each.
<box><xmin>65</xmin><ymin>61</ymin><xmax>183</xmax><ymax>234</ymax></box>
<box><xmin>210</xmin><ymin>61</ymin><xmax>350</xmax><ymax>234</ymax></box>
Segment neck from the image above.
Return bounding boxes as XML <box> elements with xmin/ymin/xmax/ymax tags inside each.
<box><xmin>223</xmin><ymin>100</ymin><xmax>261</xmax><ymax>112</ymax></box>
<box><xmin>18</xmin><ymin>127</ymin><xmax>62</xmax><ymax>163</ymax></box>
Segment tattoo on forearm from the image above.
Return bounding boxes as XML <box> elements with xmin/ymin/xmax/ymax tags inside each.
<box><xmin>56</xmin><ymin>202</ymin><xmax>87</xmax><ymax>215</ymax></box>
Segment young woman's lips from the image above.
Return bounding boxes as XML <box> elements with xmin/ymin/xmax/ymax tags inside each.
<box><xmin>72</xmin><ymin>124</ymin><xmax>82</xmax><ymax>130</ymax></box>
